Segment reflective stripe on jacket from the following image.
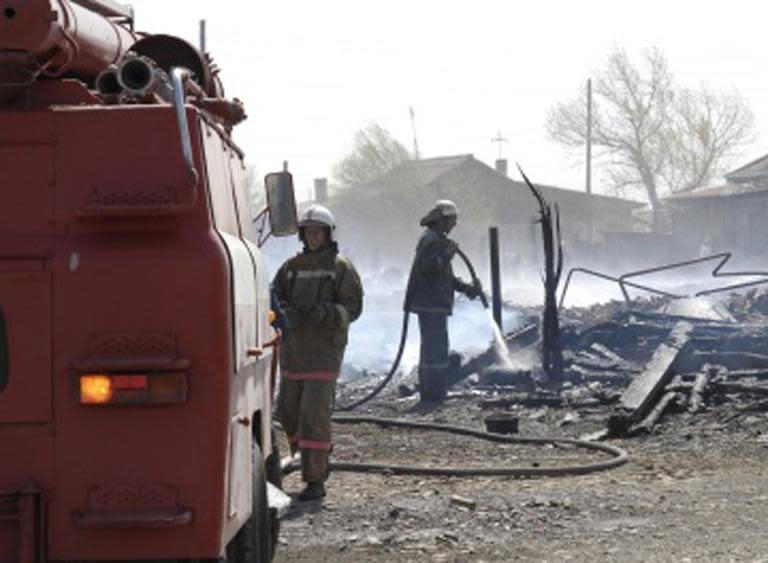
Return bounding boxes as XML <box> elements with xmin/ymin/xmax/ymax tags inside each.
<box><xmin>273</xmin><ymin>246</ymin><xmax>363</xmax><ymax>377</ymax></box>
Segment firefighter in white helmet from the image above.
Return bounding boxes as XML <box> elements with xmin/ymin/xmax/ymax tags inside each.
<box><xmin>273</xmin><ymin>204</ymin><xmax>363</xmax><ymax>501</ymax></box>
<box><xmin>405</xmin><ymin>200</ymin><xmax>482</xmax><ymax>401</ymax></box>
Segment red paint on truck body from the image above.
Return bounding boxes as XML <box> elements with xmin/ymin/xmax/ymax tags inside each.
<box><xmin>0</xmin><ymin>76</ymin><xmax>275</xmax><ymax>561</ymax></box>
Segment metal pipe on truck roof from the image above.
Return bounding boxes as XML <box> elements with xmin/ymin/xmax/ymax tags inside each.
<box><xmin>0</xmin><ymin>0</ymin><xmax>137</xmax><ymax>84</ymax></box>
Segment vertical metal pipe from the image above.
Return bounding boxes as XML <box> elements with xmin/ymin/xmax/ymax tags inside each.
<box><xmin>489</xmin><ymin>227</ymin><xmax>502</xmax><ymax>330</ymax></box>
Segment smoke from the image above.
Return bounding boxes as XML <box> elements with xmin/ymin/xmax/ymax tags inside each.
<box><xmin>263</xmin><ymin>227</ymin><xmax>768</xmax><ymax>383</ymax></box>
<box><xmin>340</xmin><ymin>268</ymin><xmax>524</xmax><ymax>381</ymax></box>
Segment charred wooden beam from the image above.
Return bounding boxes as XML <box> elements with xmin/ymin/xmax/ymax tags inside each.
<box><xmin>713</xmin><ymin>381</ymin><xmax>768</xmax><ymax>396</ymax></box>
<box><xmin>689</xmin><ymin>366</ymin><xmax>718</xmax><ymax>413</ymax></box>
<box><xmin>629</xmin><ymin>391</ymin><xmax>682</xmax><ymax>435</ymax></box>
<box><xmin>519</xmin><ymin>165</ymin><xmax>564</xmax><ymax>382</ymax></box>
<box><xmin>567</xmin><ymin>364</ymin><xmax>630</xmax><ymax>385</ymax></box>
<box><xmin>678</xmin><ymin>351</ymin><xmax>768</xmax><ymax>373</ymax></box>
<box><xmin>607</xmin><ymin>321</ymin><xmax>692</xmax><ymax>435</ymax></box>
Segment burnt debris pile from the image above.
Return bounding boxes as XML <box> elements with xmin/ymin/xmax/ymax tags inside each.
<box><xmin>338</xmin><ymin>288</ymin><xmax>768</xmax><ymax>440</ymax></box>
<box><xmin>472</xmin><ymin>290</ymin><xmax>768</xmax><ymax>438</ymax></box>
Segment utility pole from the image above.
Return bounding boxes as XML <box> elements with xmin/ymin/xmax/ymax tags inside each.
<box><xmin>586</xmin><ymin>78</ymin><xmax>594</xmax><ymax>241</ymax></box>
<box><xmin>586</xmin><ymin>78</ymin><xmax>592</xmax><ymax>195</ymax></box>
<box><xmin>409</xmin><ymin>105</ymin><xmax>420</xmax><ymax>160</ymax></box>
<box><xmin>199</xmin><ymin>19</ymin><xmax>206</xmax><ymax>53</ymax></box>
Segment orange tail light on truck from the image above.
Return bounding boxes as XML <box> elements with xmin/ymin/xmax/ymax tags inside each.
<box><xmin>79</xmin><ymin>372</ymin><xmax>187</xmax><ymax>405</ymax></box>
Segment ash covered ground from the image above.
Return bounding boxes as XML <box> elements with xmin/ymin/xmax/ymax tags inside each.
<box><xmin>274</xmin><ymin>279</ymin><xmax>768</xmax><ymax>562</ymax></box>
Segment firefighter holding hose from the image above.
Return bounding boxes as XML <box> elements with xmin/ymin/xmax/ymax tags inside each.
<box><xmin>406</xmin><ymin>200</ymin><xmax>483</xmax><ymax>402</ymax></box>
<box><xmin>273</xmin><ymin>204</ymin><xmax>363</xmax><ymax>501</ymax></box>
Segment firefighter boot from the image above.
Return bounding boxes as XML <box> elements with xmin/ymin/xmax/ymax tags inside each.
<box><xmin>419</xmin><ymin>365</ymin><xmax>447</xmax><ymax>402</ymax></box>
<box><xmin>298</xmin><ymin>482</ymin><xmax>326</xmax><ymax>501</ymax></box>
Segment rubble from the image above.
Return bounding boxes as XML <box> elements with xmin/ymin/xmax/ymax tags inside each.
<box><xmin>337</xmin><ymin>287</ymin><xmax>768</xmax><ymax>445</ymax></box>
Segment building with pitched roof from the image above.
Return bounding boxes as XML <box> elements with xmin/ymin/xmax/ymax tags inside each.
<box><xmin>323</xmin><ymin>155</ymin><xmax>643</xmax><ymax>278</ymax></box>
<box><xmin>666</xmin><ymin>154</ymin><xmax>768</xmax><ymax>257</ymax></box>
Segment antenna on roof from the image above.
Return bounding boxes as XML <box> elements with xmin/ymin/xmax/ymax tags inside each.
<box><xmin>409</xmin><ymin>105</ymin><xmax>420</xmax><ymax>161</ymax></box>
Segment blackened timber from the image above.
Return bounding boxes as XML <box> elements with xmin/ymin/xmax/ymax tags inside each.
<box><xmin>629</xmin><ymin>392</ymin><xmax>681</xmax><ymax>435</ymax></box>
<box><xmin>713</xmin><ymin>381</ymin><xmax>768</xmax><ymax>396</ymax></box>
<box><xmin>519</xmin><ymin>165</ymin><xmax>564</xmax><ymax>382</ymax></box>
<box><xmin>678</xmin><ymin>351</ymin><xmax>768</xmax><ymax>373</ymax></box>
<box><xmin>568</xmin><ymin>364</ymin><xmax>630</xmax><ymax>385</ymax></box>
<box><xmin>608</xmin><ymin>321</ymin><xmax>692</xmax><ymax>435</ymax></box>
<box><xmin>689</xmin><ymin>367</ymin><xmax>716</xmax><ymax>413</ymax></box>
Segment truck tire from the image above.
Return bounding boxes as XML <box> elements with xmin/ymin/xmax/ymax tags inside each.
<box><xmin>225</xmin><ymin>443</ymin><xmax>272</xmax><ymax>563</ymax></box>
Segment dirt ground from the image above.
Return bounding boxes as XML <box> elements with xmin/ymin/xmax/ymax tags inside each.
<box><xmin>273</xmin><ymin>392</ymin><xmax>768</xmax><ymax>562</ymax></box>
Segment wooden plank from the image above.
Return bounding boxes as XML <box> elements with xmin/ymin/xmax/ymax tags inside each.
<box><xmin>568</xmin><ymin>364</ymin><xmax>630</xmax><ymax>384</ymax></box>
<box><xmin>630</xmin><ymin>391</ymin><xmax>681</xmax><ymax>435</ymax></box>
<box><xmin>589</xmin><ymin>343</ymin><xmax>643</xmax><ymax>373</ymax></box>
<box><xmin>608</xmin><ymin>321</ymin><xmax>692</xmax><ymax>435</ymax></box>
<box><xmin>713</xmin><ymin>381</ymin><xmax>768</xmax><ymax>396</ymax></box>
<box><xmin>689</xmin><ymin>367</ymin><xmax>717</xmax><ymax>413</ymax></box>
<box><xmin>619</xmin><ymin>321</ymin><xmax>692</xmax><ymax>414</ymax></box>
<box><xmin>680</xmin><ymin>351</ymin><xmax>768</xmax><ymax>373</ymax></box>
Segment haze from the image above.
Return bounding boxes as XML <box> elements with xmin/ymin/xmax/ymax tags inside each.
<box><xmin>125</xmin><ymin>0</ymin><xmax>768</xmax><ymax>201</ymax></box>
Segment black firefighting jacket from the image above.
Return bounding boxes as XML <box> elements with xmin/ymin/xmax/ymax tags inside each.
<box><xmin>404</xmin><ymin>227</ymin><xmax>466</xmax><ymax>315</ymax></box>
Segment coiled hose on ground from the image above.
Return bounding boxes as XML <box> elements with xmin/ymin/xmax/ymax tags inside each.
<box><xmin>283</xmin><ymin>416</ymin><xmax>628</xmax><ymax>477</ymax></box>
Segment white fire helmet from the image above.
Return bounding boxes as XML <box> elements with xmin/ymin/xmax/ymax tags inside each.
<box><xmin>299</xmin><ymin>204</ymin><xmax>336</xmax><ymax>236</ymax></box>
<box><xmin>420</xmin><ymin>199</ymin><xmax>458</xmax><ymax>226</ymax></box>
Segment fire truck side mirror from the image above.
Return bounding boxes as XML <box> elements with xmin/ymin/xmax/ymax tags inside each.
<box><xmin>265</xmin><ymin>171</ymin><xmax>299</xmax><ymax>237</ymax></box>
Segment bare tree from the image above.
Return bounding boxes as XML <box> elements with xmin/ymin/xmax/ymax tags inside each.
<box><xmin>333</xmin><ymin>123</ymin><xmax>411</xmax><ymax>189</ymax></box>
<box><xmin>663</xmin><ymin>86</ymin><xmax>755</xmax><ymax>192</ymax></box>
<box><xmin>547</xmin><ymin>47</ymin><xmax>755</xmax><ymax>231</ymax></box>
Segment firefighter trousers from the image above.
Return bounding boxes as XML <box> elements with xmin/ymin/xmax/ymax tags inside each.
<box><xmin>276</xmin><ymin>377</ymin><xmax>336</xmax><ymax>483</ymax></box>
<box><xmin>417</xmin><ymin>312</ymin><xmax>450</xmax><ymax>401</ymax></box>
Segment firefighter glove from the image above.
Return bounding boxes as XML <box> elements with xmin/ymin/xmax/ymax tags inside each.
<box><xmin>456</xmin><ymin>279</ymin><xmax>482</xmax><ymax>300</ymax></box>
<box><xmin>469</xmin><ymin>278</ymin><xmax>484</xmax><ymax>300</ymax></box>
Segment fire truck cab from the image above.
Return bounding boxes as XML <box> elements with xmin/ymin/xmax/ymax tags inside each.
<box><xmin>0</xmin><ymin>1</ymin><xmax>295</xmax><ymax>561</ymax></box>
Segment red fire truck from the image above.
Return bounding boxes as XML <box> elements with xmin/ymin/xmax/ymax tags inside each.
<box><xmin>0</xmin><ymin>1</ymin><xmax>296</xmax><ymax>561</ymax></box>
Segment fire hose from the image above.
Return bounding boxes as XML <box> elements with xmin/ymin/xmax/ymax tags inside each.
<box><xmin>335</xmin><ymin>246</ymin><xmax>487</xmax><ymax>412</ymax></box>
<box><xmin>312</xmin><ymin>249</ymin><xmax>630</xmax><ymax>476</ymax></box>
<box><xmin>283</xmin><ymin>416</ymin><xmax>628</xmax><ymax>477</ymax></box>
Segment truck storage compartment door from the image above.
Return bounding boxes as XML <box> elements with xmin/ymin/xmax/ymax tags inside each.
<box><xmin>0</xmin><ymin>272</ymin><xmax>52</xmax><ymax>423</ymax></box>
<box><xmin>0</xmin><ymin>137</ymin><xmax>55</xmax><ymax>260</ymax></box>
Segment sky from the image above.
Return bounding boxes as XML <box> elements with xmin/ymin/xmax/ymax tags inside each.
<box><xmin>125</xmin><ymin>0</ymin><xmax>768</xmax><ymax>202</ymax></box>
